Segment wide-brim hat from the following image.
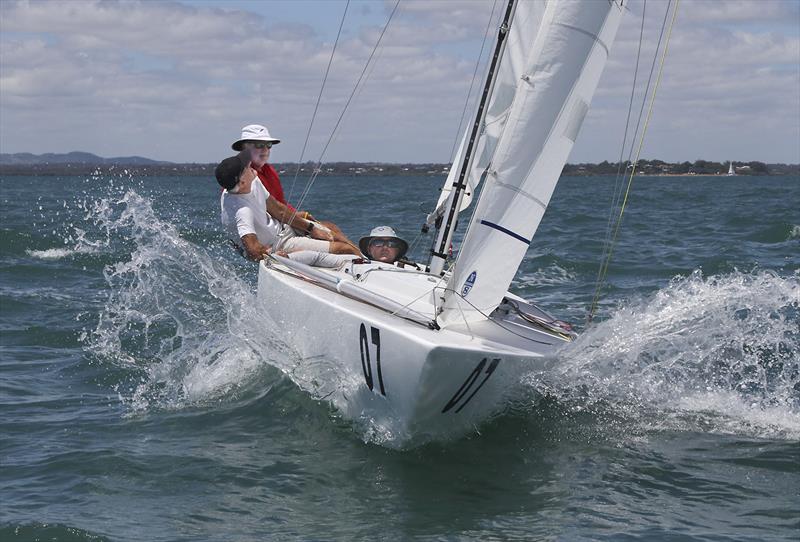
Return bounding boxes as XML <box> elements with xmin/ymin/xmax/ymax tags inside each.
<box><xmin>359</xmin><ymin>226</ymin><xmax>409</xmax><ymax>259</ymax></box>
<box><xmin>231</xmin><ymin>124</ymin><xmax>281</xmax><ymax>150</ymax></box>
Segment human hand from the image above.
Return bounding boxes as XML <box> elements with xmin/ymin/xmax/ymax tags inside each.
<box><xmin>242</xmin><ymin>147</ymin><xmax>259</xmax><ymax>164</ymax></box>
<box><xmin>310</xmin><ymin>224</ymin><xmax>334</xmax><ymax>242</ymax></box>
<box><xmin>257</xmin><ymin>246</ymin><xmax>271</xmax><ymax>261</ymax></box>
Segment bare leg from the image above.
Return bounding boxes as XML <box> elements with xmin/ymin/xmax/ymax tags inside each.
<box><xmin>329</xmin><ymin>241</ymin><xmax>362</xmax><ymax>256</ymax></box>
<box><xmin>320</xmin><ymin>221</ymin><xmax>351</xmax><ymax>243</ymax></box>
<box><xmin>319</xmin><ymin>221</ymin><xmax>361</xmax><ymax>254</ymax></box>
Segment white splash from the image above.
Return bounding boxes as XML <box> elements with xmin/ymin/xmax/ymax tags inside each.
<box><xmin>28</xmin><ymin>186</ymin><xmax>120</xmax><ymax>260</ymax></box>
<box><xmin>26</xmin><ymin>248</ymin><xmax>80</xmax><ymax>260</ymax></box>
<box><xmin>539</xmin><ymin>270</ymin><xmax>800</xmax><ymax>440</ymax></box>
<box><xmin>83</xmin><ymin>189</ymin><xmax>302</xmax><ymax>413</ymax></box>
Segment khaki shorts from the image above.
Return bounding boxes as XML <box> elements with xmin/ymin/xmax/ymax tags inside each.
<box><xmin>278</xmin><ymin>226</ymin><xmax>331</xmax><ymax>253</ymax></box>
<box><xmin>288</xmin><ymin>250</ymin><xmax>356</xmax><ymax>268</ymax></box>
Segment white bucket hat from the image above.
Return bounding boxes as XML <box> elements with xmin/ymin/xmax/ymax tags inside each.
<box><xmin>359</xmin><ymin>226</ymin><xmax>409</xmax><ymax>259</ymax></box>
<box><xmin>231</xmin><ymin>124</ymin><xmax>281</xmax><ymax>150</ymax></box>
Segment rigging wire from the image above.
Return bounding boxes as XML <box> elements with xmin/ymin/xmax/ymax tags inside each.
<box><xmin>447</xmin><ymin>0</ymin><xmax>500</xmax><ymax>165</ymax></box>
<box><xmin>408</xmin><ymin>0</ymin><xmax>500</xmax><ymax>259</ymax></box>
<box><xmin>588</xmin><ymin>0</ymin><xmax>681</xmax><ymax>322</ymax></box>
<box><xmin>286</xmin><ymin>0</ymin><xmax>350</xmax><ymax>206</ymax></box>
<box><xmin>599</xmin><ymin>0</ymin><xmax>647</xmax><ymax>273</ymax></box>
<box><xmin>590</xmin><ymin>0</ymin><xmax>673</xmax><ymax>321</ymax></box>
<box><xmin>623</xmin><ymin>1</ymin><xmax>674</xmax><ymax>170</ymax></box>
<box><xmin>432</xmin><ymin>286</ymin><xmax>555</xmax><ymax>345</ymax></box>
<box><xmin>293</xmin><ymin>0</ymin><xmax>402</xmax><ymax>212</ymax></box>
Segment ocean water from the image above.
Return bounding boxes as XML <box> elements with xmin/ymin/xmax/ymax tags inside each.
<box><xmin>1</xmin><ymin>172</ymin><xmax>798</xmax><ymax>541</ymax></box>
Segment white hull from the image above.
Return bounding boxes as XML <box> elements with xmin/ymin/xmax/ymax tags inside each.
<box><xmin>256</xmin><ymin>259</ymin><xmax>573</xmax><ymax>447</ymax></box>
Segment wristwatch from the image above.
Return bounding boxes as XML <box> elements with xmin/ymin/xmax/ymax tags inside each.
<box><xmin>305</xmin><ymin>221</ymin><xmax>314</xmax><ymax>234</ymax></box>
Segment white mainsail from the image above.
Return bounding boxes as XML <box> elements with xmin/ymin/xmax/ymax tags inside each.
<box><xmin>427</xmin><ymin>2</ymin><xmax>548</xmax><ymax>225</ymax></box>
<box><xmin>440</xmin><ymin>0</ymin><xmax>625</xmax><ymax>326</ymax></box>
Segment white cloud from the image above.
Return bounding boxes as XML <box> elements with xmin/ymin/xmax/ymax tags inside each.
<box><xmin>579</xmin><ymin>0</ymin><xmax>800</xmax><ymax>163</ymax></box>
<box><xmin>681</xmin><ymin>0</ymin><xmax>799</xmax><ymax>23</ymax></box>
<box><xmin>0</xmin><ymin>0</ymin><xmax>798</xmax><ymax>163</ymax></box>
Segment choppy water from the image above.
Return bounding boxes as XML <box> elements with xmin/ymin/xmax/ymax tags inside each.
<box><xmin>1</xmin><ymin>172</ymin><xmax>798</xmax><ymax>541</ymax></box>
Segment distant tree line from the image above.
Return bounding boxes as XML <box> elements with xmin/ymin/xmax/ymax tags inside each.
<box><xmin>562</xmin><ymin>159</ymin><xmax>794</xmax><ymax>176</ymax></box>
<box><xmin>1</xmin><ymin>159</ymin><xmax>797</xmax><ymax>177</ymax></box>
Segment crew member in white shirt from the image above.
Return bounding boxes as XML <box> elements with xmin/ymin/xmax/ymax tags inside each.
<box><xmin>217</xmin><ymin>151</ymin><xmax>361</xmax><ymax>261</ymax></box>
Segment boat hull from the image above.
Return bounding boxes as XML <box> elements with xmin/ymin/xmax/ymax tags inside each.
<box><xmin>256</xmin><ymin>261</ymin><xmax>565</xmax><ymax>447</ymax></box>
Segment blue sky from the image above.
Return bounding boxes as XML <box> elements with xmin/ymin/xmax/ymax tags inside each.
<box><xmin>1</xmin><ymin>0</ymin><xmax>798</xmax><ymax>164</ymax></box>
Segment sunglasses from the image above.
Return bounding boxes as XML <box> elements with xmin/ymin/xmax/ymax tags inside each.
<box><xmin>250</xmin><ymin>142</ymin><xmax>273</xmax><ymax>149</ymax></box>
<box><xmin>369</xmin><ymin>239</ymin><xmax>402</xmax><ymax>249</ymax></box>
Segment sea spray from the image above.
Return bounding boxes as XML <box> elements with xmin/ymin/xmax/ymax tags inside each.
<box><xmin>530</xmin><ymin>270</ymin><xmax>800</xmax><ymax>440</ymax></box>
<box><xmin>74</xmin><ymin>180</ymin><xmax>799</xmax><ymax>445</ymax></box>
<box><xmin>81</xmin><ymin>189</ymin><xmax>299</xmax><ymax>412</ymax></box>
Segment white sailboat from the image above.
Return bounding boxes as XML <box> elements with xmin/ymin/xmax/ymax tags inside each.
<box><xmin>727</xmin><ymin>161</ymin><xmax>736</xmax><ymax>176</ymax></box>
<box><xmin>258</xmin><ymin>0</ymin><xmax>627</xmax><ymax>446</ymax></box>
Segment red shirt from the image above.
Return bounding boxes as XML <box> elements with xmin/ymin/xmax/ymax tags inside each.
<box><xmin>256</xmin><ymin>164</ymin><xmax>295</xmax><ymax>212</ymax></box>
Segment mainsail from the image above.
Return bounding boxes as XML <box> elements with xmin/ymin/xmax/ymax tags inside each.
<box><xmin>439</xmin><ymin>0</ymin><xmax>626</xmax><ymax>326</ymax></box>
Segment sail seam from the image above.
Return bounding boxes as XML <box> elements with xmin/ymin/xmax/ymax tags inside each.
<box><xmin>499</xmin><ymin>7</ymin><xmax>615</xmax><ymax>228</ymax></box>
<box><xmin>555</xmin><ymin>23</ymin><xmax>610</xmax><ymax>56</ymax></box>
<box><xmin>490</xmin><ymin>177</ymin><xmax>548</xmax><ymax>210</ymax></box>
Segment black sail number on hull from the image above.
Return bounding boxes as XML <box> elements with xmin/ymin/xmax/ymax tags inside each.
<box><xmin>442</xmin><ymin>358</ymin><xmax>501</xmax><ymax>413</ymax></box>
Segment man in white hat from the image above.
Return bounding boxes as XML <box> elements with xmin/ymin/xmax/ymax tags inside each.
<box><xmin>359</xmin><ymin>226</ymin><xmax>409</xmax><ymax>264</ymax></box>
<box><xmin>231</xmin><ymin>123</ymin><xmax>347</xmax><ymax>240</ymax></box>
<box><xmin>231</xmin><ymin>124</ymin><xmax>292</xmax><ymax>209</ymax></box>
<box><xmin>216</xmin><ymin>151</ymin><xmax>361</xmax><ymax>261</ymax></box>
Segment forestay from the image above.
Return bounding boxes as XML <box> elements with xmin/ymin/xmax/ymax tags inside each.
<box><xmin>440</xmin><ymin>0</ymin><xmax>625</xmax><ymax>326</ymax></box>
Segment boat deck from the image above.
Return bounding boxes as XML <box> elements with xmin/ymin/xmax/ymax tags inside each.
<box><xmin>266</xmin><ymin>255</ymin><xmax>576</xmax><ymax>348</ymax></box>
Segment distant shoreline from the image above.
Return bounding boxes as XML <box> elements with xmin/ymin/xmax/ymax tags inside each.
<box><xmin>1</xmin><ymin>165</ymin><xmax>797</xmax><ymax>177</ymax></box>
<box><xmin>0</xmin><ymin>153</ymin><xmax>797</xmax><ymax>177</ymax></box>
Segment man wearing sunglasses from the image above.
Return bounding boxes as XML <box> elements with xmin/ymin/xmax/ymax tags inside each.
<box><xmin>231</xmin><ymin>124</ymin><xmax>347</xmax><ymax>241</ymax></box>
<box><xmin>358</xmin><ymin>226</ymin><xmax>409</xmax><ymax>264</ymax></box>
<box><xmin>231</xmin><ymin>124</ymin><xmax>291</xmax><ymax>208</ymax></box>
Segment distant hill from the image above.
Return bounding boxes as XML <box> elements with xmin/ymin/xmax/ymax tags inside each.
<box><xmin>0</xmin><ymin>151</ymin><xmax>169</xmax><ymax>166</ymax></box>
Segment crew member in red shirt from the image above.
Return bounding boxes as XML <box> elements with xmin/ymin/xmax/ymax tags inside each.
<box><xmin>231</xmin><ymin>124</ymin><xmax>293</xmax><ymax>208</ymax></box>
<box><xmin>231</xmin><ymin>124</ymin><xmax>352</xmax><ymax>247</ymax></box>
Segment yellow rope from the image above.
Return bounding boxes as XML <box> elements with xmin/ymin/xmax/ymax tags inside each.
<box><xmin>588</xmin><ymin>0</ymin><xmax>680</xmax><ymax>322</ymax></box>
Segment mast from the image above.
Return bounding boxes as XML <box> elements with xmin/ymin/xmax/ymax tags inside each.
<box><xmin>438</xmin><ymin>0</ymin><xmax>627</xmax><ymax>326</ymax></box>
<box><xmin>428</xmin><ymin>0</ymin><xmax>517</xmax><ymax>276</ymax></box>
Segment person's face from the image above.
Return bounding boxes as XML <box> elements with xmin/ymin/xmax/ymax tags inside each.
<box><xmin>232</xmin><ymin>164</ymin><xmax>258</xmax><ymax>194</ymax></box>
<box><xmin>368</xmin><ymin>238</ymin><xmax>402</xmax><ymax>263</ymax></box>
<box><xmin>244</xmin><ymin>141</ymin><xmax>271</xmax><ymax>167</ymax></box>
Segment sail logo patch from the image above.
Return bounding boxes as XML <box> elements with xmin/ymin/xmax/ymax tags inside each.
<box><xmin>462</xmin><ymin>271</ymin><xmax>477</xmax><ymax>297</ymax></box>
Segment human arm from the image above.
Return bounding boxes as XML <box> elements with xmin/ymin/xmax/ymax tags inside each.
<box><xmin>224</xmin><ymin>200</ymin><xmax>283</xmax><ymax>261</ymax></box>
<box><xmin>265</xmin><ymin>196</ymin><xmax>334</xmax><ymax>242</ymax></box>
<box><xmin>240</xmin><ymin>233</ymin><xmax>272</xmax><ymax>261</ymax></box>
<box><xmin>239</xmin><ymin>234</ymin><xmax>288</xmax><ymax>261</ymax></box>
